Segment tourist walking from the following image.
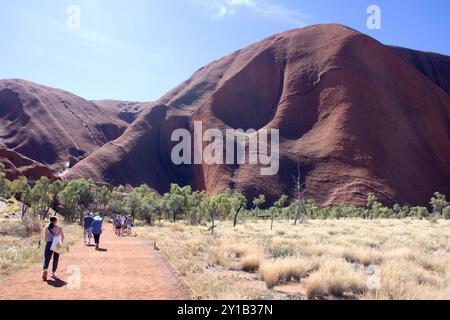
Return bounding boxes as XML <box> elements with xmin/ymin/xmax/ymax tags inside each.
<box><xmin>92</xmin><ymin>214</ymin><xmax>103</xmax><ymax>250</ymax></box>
<box><xmin>42</xmin><ymin>217</ymin><xmax>65</xmax><ymax>281</ymax></box>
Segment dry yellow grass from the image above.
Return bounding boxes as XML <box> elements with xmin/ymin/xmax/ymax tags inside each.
<box><xmin>240</xmin><ymin>254</ymin><xmax>262</xmax><ymax>272</ymax></box>
<box><xmin>137</xmin><ymin>219</ymin><xmax>450</xmax><ymax>300</ymax></box>
<box><xmin>260</xmin><ymin>257</ymin><xmax>316</xmax><ymax>289</ymax></box>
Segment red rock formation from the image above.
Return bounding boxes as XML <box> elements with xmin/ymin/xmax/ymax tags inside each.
<box><xmin>53</xmin><ymin>25</ymin><xmax>450</xmax><ymax>206</ymax></box>
<box><xmin>0</xmin><ymin>143</ymin><xmax>58</xmax><ymax>181</ymax></box>
<box><xmin>391</xmin><ymin>46</ymin><xmax>450</xmax><ymax>95</ymax></box>
<box><xmin>92</xmin><ymin>100</ymin><xmax>150</xmax><ymax>124</ymax></box>
<box><xmin>0</xmin><ymin>79</ymin><xmax>129</xmax><ymax>172</ymax></box>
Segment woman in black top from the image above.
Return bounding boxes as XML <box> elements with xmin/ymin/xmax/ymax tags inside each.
<box><xmin>42</xmin><ymin>217</ymin><xmax>65</xmax><ymax>281</ymax></box>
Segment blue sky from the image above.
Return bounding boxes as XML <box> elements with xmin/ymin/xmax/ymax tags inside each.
<box><xmin>0</xmin><ymin>0</ymin><xmax>449</xmax><ymax>101</ymax></box>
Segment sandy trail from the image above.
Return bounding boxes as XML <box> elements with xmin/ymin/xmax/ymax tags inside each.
<box><xmin>0</xmin><ymin>225</ymin><xmax>192</xmax><ymax>300</ymax></box>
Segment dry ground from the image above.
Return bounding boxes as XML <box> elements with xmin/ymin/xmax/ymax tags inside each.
<box><xmin>136</xmin><ymin>219</ymin><xmax>450</xmax><ymax>300</ymax></box>
<box><xmin>0</xmin><ymin>201</ymin><xmax>192</xmax><ymax>300</ymax></box>
<box><xmin>0</xmin><ymin>225</ymin><xmax>192</xmax><ymax>300</ymax></box>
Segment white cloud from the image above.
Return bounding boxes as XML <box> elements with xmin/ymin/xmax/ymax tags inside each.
<box><xmin>193</xmin><ymin>0</ymin><xmax>309</xmax><ymax>26</ymax></box>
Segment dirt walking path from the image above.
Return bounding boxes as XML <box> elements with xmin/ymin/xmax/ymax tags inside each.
<box><xmin>0</xmin><ymin>226</ymin><xmax>193</xmax><ymax>300</ymax></box>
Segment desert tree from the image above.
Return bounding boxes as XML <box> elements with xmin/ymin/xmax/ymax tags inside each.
<box><xmin>366</xmin><ymin>193</ymin><xmax>382</xmax><ymax>219</ymax></box>
<box><xmin>93</xmin><ymin>185</ymin><xmax>110</xmax><ymax>213</ymax></box>
<box><xmin>28</xmin><ymin>177</ymin><xmax>64</xmax><ymax>219</ymax></box>
<box><xmin>253</xmin><ymin>194</ymin><xmax>266</xmax><ymax>217</ymax></box>
<box><xmin>409</xmin><ymin>206</ymin><xmax>430</xmax><ymax>219</ymax></box>
<box><xmin>0</xmin><ymin>162</ymin><xmax>9</xmax><ymax>198</ymax></box>
<box><xmin>108</xmin><ymin>185</ymin><xmax>126</xmax><ymax>216</ymax></box>
<box><xmin>293</xmin><ymin>165</ymin><xmax>308</xmax><ymax>225</ymax></box>
<box><xmin>43</xmin><ymin>180</ymin><xmax>65</xmax><ymax>219</ymax></box>
<box><xmin>203</xmin><ymin>195</ymin><xmax>222</xmax><ymax>235</ymax></box>
<box><xmin>58</xmin><ymin>179</ymin><xmax>93</xmax><ymax>222</ymax></box>
<box><xmin>9</xmin><ymin>176</ymin><xmax>31</xmax><ymax>218</ymax></box>
<box><xmin>216</xmin><ymin>189</ymin><xmax>247</xmax><ymax>226</ymax></box>
<box><xmin>430</xmin><ymin>192</ymin><xmax>448</xmax><ymax>217</ymax></box>
<box><xmin>186</xmin><ymin>190</ymin><xmax>207</xmax><ymax>225</ymax></box>
<box><xmin>443</xmin><ymin>206</ymin><xmax>450</xmax><ymax>220</ymax></box>
<box><xmin>271</xmin><ymin>195</ymin><xmax>288</xmax><ymax>230</ymax></box>
<box><xmin>136</xmin><ymin>191</ymin><xmax>159</xmax><ymax>225</ymax></box>
<box><xmin>304</xmin><ymin>199</ymin><xmax>318</xmax><ymax>219</ymax></box>
<box><xmin>29</xmin><ymin>177</ymin><xmax>52</xmax><ymax>219</ymax></box>
<box><xmin>126</xmin><ymin>184</ymin><xmax>151</xmax><ymax>218</ymax></box>
<box><xmin>164</xmin><ymin>184</ymin><xmax>192</xmax><ymax>222</ymax></box>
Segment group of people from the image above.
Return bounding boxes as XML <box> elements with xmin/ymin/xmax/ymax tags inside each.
<box><xmin>113</xmin><ymin>214</ymin><xmax>134</xmax><ymax>236</ymax></box>
<box><xmin>82</xmin><ymin>212</ymin><xmax>104</xmax><ymax>249</ymax></box>
<box><xmin>42</xmin><ymin>212</ymin><xmax>134</xmax><ymax>282</ymax></box>
<box><xmin>42</xmin><ymin>213</ymin><xmax>104</xmax><ymax>281</ymax></box>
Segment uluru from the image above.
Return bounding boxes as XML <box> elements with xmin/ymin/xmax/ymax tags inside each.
<box><xmin>1</xmin><ymin>25</ymin><xmax>449</xmax><ymax>207</ymax></box>
<box><xmin>58</xmin><ymin>24</ymin><xmax>449</xmax><ymax>207</ymax></box>
<box><xmin>0</xmin><ymin>79</ymin><xmax>135</xmax><ymax>175</ymax></box>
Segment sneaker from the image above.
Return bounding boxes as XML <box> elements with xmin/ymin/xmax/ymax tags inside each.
<box><xmin>51</xmin><ymin>273</ymin><xmax>59</xmax><ymax>279</ymax></box>
<box><xmin>42</xmin><ymin>270</ymin><xmax>48</xmax><ymax>281</ymax></box>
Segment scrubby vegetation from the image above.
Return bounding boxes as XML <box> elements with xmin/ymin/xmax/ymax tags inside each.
<box><xmin>136</xmin><ymin>220</ymin><xmax>450</xmax><ymax>300</ymax></box>
<box><xmin>0</xmin><ymin>198</ymin><xmax>80</xmax><ymax>281</ymax></box>
<box><xmin>1</xmin><ymin>162</ymin><xmax>449</xmax><ymax>226</ymax></box>
<box><xmin>1</xmin><ymin>163</ymin><xmax>450</xmax><ymax>299</ymax></box>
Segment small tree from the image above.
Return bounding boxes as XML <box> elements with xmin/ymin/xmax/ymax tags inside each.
<box><xmin>186</xmin><ymin>191</ymin><xmax>207</xmax><ymax>225</ymax></box>
<box><xmin>9</xmin><ymin>177</ymin><xmax>31</xmax><ymax>218</ymax></box>
<box><xmin>164</xmin><ymin>184</ymin><xmax>192</xmax><ymax>222</ymax></box>
<box><xmin>293</xmin><ymin>165</ymin><xmax>308</xmax><ymax>225</ymax></box>
<box><xmin>108</xmin><ymin>185</ymin><xmax>126</xmax><ymax>216</ymax></box>
<box><xmin>430</xmin><ymin>192</ymin><xmax>448</xmax><ymax>217</ymax></box>
<box><xmin>43</xmin><ymin>180</ymin><xmax>65</xmax><ymax>219</ymax></box>
<box><xmin>409</xmin><ymin>206</ymin><xmax>429</xmax><ymax>219</ymax></box>
<box><xmin>126</xmin><ymin>185</ymin><xmax>149</xmax><ymax>218</ymax></box>
<box><xmin>367</xmin><ymin>193</ymin><xmax>382</xmax><ymax>219</ymax></box>
<box><xmin>93</xmin><ymin>185</ymin><xmax>110</xmax><ymax>213</ymax></box>
<box><xmin>0</xmin><ymin>163</ymin><xmax>9</xmax><ymax>198</ymax></box>
<box><xmin>271</xmin><ymin>195</ymin><xmax>288</xmax><ymax>230</ymax></box>
<box><xmin>443</xmin><ymin>206</ymin><xmax>450</xmax><ymax>220</ymax></box>
<box><xmin>204</xmin><ymin>195</ymin><xmax>222</xmax><ymax>235</ymax></box>
<box><xmin>29</xmin><ymin>177</ymin><xmax>52</xmax><ymax>219</ymax></box>
<box><xmin>136</xmin><ymin>192</ymin><xmax>158</xmax><ymax>225</ymax></box>
<box><xmin>253</xmin><ymin>194</ymin><xmax>266</xmax><ymax>217</ymax></box>
<box><xmin>58</xmin><ymin>179</ymin><xmax>93</xmax><ymax>222</ymax></box>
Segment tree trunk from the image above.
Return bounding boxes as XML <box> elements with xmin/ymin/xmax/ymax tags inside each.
<box><xmin>233</xmin><ymin>204</ymin><xmax>244</xmax><ymax>228</ymax></box>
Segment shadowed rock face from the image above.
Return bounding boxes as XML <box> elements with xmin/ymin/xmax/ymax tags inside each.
<box><xmin>91</xmin><ymin>100</ymin><xmax>150</xmax><ymax>124</ymax></box>
<box><xmin>0</xmin><ymin>143</ymin><xmax>58</xmax><ymax>182</ymax></box>
<box><xmin>0</xmin><ymin>79</ymin><xmax>129</xmax><ymax>172</ymax></box>
<box><xmin>391</xmin><ymin>46</ymin><xmax>450</xmax><ymax>95</ymax></box>
<box><xmin>16</xmin><ymin>24</ymin><xmax>450</xmax><ymax>206</ymax></box>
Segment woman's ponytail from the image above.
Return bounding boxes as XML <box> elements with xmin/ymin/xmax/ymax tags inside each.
<box><xmin>48</xmin><ymin>217</ymin><xmax>57</xmax><ymax>230</ymax></box>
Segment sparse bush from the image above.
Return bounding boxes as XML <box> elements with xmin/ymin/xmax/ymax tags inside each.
<box><xmin>443</xmin><ymin>206</ymin><xmax>450</xmax><ymax>220</ymax></box>
<box><xmin>58</xmin><ymin>179</ymin><xmax>93</xmax><ymax>222</ymax></box>
<box><xmin>305</xmin><ymin>259</ymin><xmax>367</xmax><ymax>299</ymax></box>
<box><xmin>21</xmin><ymin>216</ymin><xmax>42</xmax><ymax>236</ymax></box>
<box><xmin>430</xmin><ymin>192</ymin><xmax>448</xmax><ymax>217</ymax></box>
<box><xmin>409</xmin><ymin>206</ymin><xmax>430</xmax><ymax>219</ymax></box>
<box><xmin>0</xmin><ymin>216</ymin><xmax>42</xmax><ymax>237</ymax></box>
<box><xmin>0</xmin><ymin>162</ymin><xmax>10</xmax><ymax>199</ymax></box>
<box><xmin>240</xmin><ymin>254</ymin><xmax>261</xmax><ymax>272</ymax></box>
<box><xmin>260</xmin><ymin>257</ymin><xmax>317</xmax><ymax>289</ymax></box>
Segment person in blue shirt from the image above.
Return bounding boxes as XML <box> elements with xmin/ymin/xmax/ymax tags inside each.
<box><xmin>92</xmin><ymin>214</ymin><xmax>103</xmax><ymax>251</ymax></box>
